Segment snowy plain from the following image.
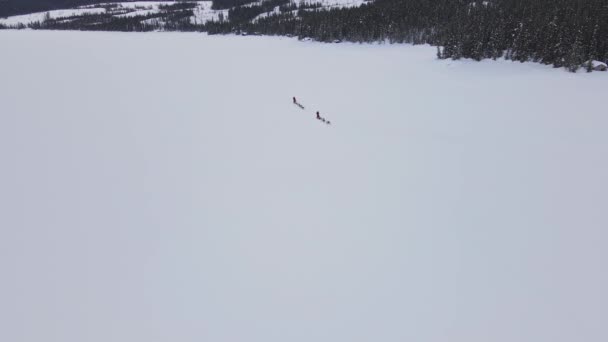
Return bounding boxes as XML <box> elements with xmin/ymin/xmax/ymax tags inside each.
<box><xmin>0</xmin><ymin>30</ymin><xmax>607</xmax><ymax>342</ymax></box>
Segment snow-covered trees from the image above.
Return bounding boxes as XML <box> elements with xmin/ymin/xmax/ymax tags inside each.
<box><xmin>7</xmin><ymin>0</ymin><xmax>608</xmax><ymax>72</ymax></box>
<box><xmin>206</xmin><ymin>0</ymin><xmax>608</xmax><ymax>71</ymax></box>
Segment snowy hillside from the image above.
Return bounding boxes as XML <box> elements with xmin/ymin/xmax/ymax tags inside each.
<box><xmin>1</xmin><ymin>30</ymin><xmax>607</xmax><ymax>342</ymax></box>
<box><xmin>0</xmin><ymin>8</ymin><xmax>105</xmax><ymax>25</ymax></box>
<box><xmin>0</xmin><ymin>0</ymin><xmax>368</xmax><ymax>26</ymax></box>
<box><xmin>1</xmin><ymin>2</ymin><xmax>220</xmax><ymax>26</ymax></box>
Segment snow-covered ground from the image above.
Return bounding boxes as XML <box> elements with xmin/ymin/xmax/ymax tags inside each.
<box><xmin>191</xmin><ymin>2</ymin><xmax>228</xmax><ymax>25</ymax></box>
<box><xmin>1</xmin><ymin>30</ymin><xmax>607</xmax><ymax>342</ymax></box>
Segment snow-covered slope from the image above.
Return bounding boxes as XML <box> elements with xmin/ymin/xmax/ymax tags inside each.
<box><xmin>0</xmin><ymin>1</ymin><xmax>214</xmax><ymax>25</ymax></box>
<box><xmin>0</xmin><ymin>0</ymin><xmax>369</xmax><ymax>26</ymax></box>
<box><xmin>1</xmin><ymin>30</ymin><xmax>607</xmax><ymax>342</ymax></box>
<box><xmin>190</xmin><ymin>2</ymin><xmax>229</xmax><ymax>25</ymax></box>
<box><xmin>0</xmin><ymin>7</ymin><xmax>106</xmax><ymax>25</ymax></box>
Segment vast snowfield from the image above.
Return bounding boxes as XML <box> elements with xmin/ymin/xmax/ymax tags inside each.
<box><xmin>1</xmin><ymin>30</ymin><xmax>607</xmax><ymax>342</ymax></box>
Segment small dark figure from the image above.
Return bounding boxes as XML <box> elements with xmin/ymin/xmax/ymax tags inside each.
<box><xmin>293</xmin><ymin>97</ymin><xmax>305</xmax><ymax>109</ymax></box>
<box><xmin>316</xmin><ymin>111</ymin><xmax>321</xmax><ymax>120</ymax></box>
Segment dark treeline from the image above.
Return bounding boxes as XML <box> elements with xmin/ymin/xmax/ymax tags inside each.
<box><xmin>211</xmin><ymin>0</ymin><xmax>258</xmax><ymax>10</ymax></box>
<box><xmin>207</xmin><ymin>0</ymin><xmax>608</xmax><ymax>71</ymax></box>
<box><xmin>0</xmin><ymin>0</ymin><xmax>98</xmax><ymax>17</ymax></box>
<box><xmin>158</xmin><ymin>2</ymin><xmax>198</xmax><ymax>11</ymax></box>
<box><xmin>0</xmin><ymin>0</ymin><xmax>202</xmax><ymax>18</ymax></box>
<box><xmin>3</xmin><ymin>0</ymin><xmax>607</xmax><ymax>71</ymax></box>
<box><xmin>0</xmin><ymin>0</ymin><xmax>178</xmax><ymax>18</ymax></box>
<box><xmin>25</xmin><ymin>4</ymin><xmax>197</xmax><ymax>32</ymax></box>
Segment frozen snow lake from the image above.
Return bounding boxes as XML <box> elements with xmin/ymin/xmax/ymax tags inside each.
<box><xmin>1</xmin><ymin>30</ymin><xmax>607</xmax><ymax>342</ymax></box>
